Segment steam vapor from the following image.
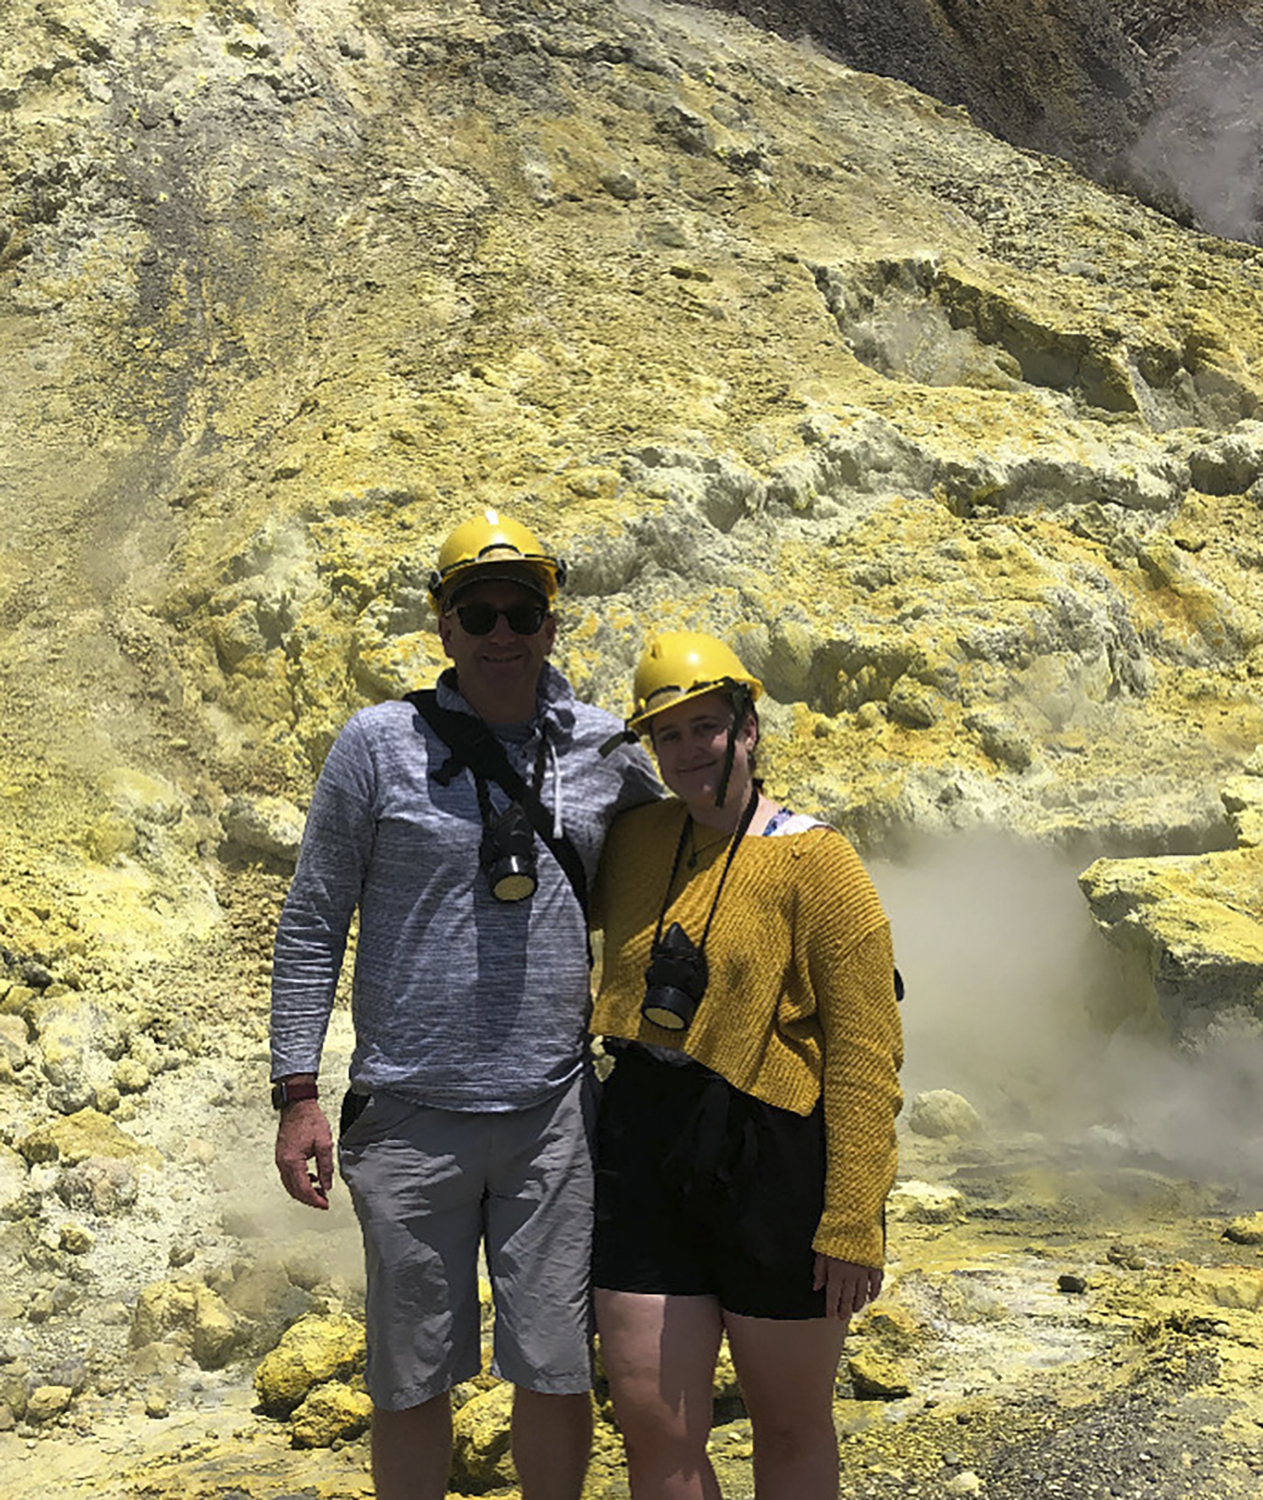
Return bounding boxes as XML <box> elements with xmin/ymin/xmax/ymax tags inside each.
<box><xmin>1129</xmin><ymin>24</ymin><xmax>1263</xmax><ymax>246</ymax></box>
<box><xmin>876</xmin><ymin>834</ymin><xmax>1263</xmax><ymax>1193</ymax></box>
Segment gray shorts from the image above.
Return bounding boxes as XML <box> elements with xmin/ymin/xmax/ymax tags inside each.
<box><xmin>338</xmin><ymin>1071</ymin><xmax>596</xmax><ymax>1410</ymax></box>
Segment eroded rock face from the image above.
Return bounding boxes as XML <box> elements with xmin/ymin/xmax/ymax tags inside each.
<box><xmin>2</xmin><ymin>0</ymin><xmax>1262</xmax><ymax>975</ymax></box>
<box><xmin>1078</xmin><ymin>745</ymin><xmax>1263</xmax><ymax>1038</ymax></box>
<box><xmin>1078</xmin><ymin>845</ymin><xmax>1263</xmax><ymax>1035</ymax></box>
<box><xmin>695</xmin><ymin>0</ymin><xmax>1152</xmax><ymax>182</ymax></box>
<box><xmin>1220</xmin><ymin>746</ymin><xmax>1263</xmax><ymax>848</ymax></box>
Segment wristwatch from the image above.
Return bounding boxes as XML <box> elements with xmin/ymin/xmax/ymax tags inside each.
<box><xmin>271</xmin><ymin>1078</ymin><xmax>319</xmax><ymax>1109</ymax></box>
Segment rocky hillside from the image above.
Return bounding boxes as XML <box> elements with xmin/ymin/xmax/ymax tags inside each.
<box><xmin>2</xmin><ymin>0</ymin><xmax>1261</xmax><ymax>955</ymax></box>
<box><xmin>698</xmin><ymin>0</ymin><xmax>1154</xmax><ymax>184</ymax></box>
<box><xmin>697</xmin><ymin>0</ymin><xmax>1263</xmax><ymax>243</ymax></box>
<box><xmin>1</xmin><ymin>0</ymin><xmax>1262</xmax><ymax>1493</ymax></box>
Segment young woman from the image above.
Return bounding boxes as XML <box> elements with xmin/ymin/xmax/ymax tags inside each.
<box><xmin>591</xmin><ymin>631</ymin><xmax>903</xmax><ymax>1500</ymax></box>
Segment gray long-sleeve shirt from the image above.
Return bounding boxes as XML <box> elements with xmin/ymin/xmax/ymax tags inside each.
<box><xmin>270</xmin><ymin>664</ymin><xmax>660</xmax><ymax>1110</ymax></box>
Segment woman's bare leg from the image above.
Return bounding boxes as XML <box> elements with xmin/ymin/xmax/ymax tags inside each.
<box><xmin>724</xmin><ymin>1311</ymin><xmax>846</xmax><ymax>1500</ymax></box>
<box><xmin>595</xmin><ymin>1290</ymin><xmax>725</xmax><ymax>1500</ymax></box>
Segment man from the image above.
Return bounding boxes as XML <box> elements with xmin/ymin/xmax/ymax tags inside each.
<box><xmin>270</xmin><ymin>510</ymin><xmax>659</xmax><ymax>1500</ymax></box>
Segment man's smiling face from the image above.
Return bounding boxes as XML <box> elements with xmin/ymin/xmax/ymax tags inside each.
<box><xmin>438</xmin><ymin>577</ymin><xmax>556</xmax><ymax>723</ymax></box>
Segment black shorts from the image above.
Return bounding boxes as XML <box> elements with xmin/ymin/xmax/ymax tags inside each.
<box><xmin>593</xmin><ymin>1045</ymin><xmax>828</xmax><ymax>1320</ymax></box>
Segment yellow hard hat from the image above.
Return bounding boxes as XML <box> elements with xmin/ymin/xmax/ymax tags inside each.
<box><xmin>629</xmin><ymin>631</ymin><xmax>762</xmax><ymax>733</ymax></box>
<box><xmin>428</xmin><ymin>509</ymin><xmax>566</xmax><ymax>609</ymax></box>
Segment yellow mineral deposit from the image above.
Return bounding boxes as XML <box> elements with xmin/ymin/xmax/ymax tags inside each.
<box><xmin>2</xmin><ymin>0</ymin><xmax>1262</xmax><ymax>1496</ymax></box>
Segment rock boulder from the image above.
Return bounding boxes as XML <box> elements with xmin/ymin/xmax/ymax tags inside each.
<box><xmin>1078</xmin><ymin>847</ymin><xmax>1263</xmax><ymax>1035</ymax></box>
<box><xmin>254</xmin><ymin>1312</ymin><xmax>367</xmax><ymax>1419</ymax></box>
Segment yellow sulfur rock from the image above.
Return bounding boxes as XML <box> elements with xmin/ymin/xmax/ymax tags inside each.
<box><xmin>254</xmin><ymin>1313</ymin><xmax>367</xmax><ymax>1418</ymax></box>
<box><xmin>289</xmin><ymin>1380</ymin><xmax>373</xmax><ymax>1449</ymax></box>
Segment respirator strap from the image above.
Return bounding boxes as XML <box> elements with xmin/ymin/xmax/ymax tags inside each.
<box><xmin>405</xmin><ymin>690</ymin><xmax>592</xmax><ymax>961</ymax></box>
<box><xmin>471</xmin><ymin>734</ymin><xmax>547</xmax><ymax>830</ymax></box>
<box><xmin>652</xmin><ymin>782</ymin><xmax>760</xmax><ymax>961</ymax></box>
<box><xmin>599</xmin><ymin>726</ymin><xmax>639</xmax><ymax>757</ymax></box>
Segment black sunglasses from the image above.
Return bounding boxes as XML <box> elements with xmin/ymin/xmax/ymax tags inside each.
<box><xmin>452</xmin><ymin>601</ymin><xmax>548</xmax><ymax>636</ymax></box>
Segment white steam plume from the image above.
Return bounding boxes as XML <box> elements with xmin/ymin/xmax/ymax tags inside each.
<box><xmin>875</xmin><ymin>834</ymin><xmax>1263</xmax><ymax>1193</ymax></box>
<box><xmin>1130</xmin><ymin>24</ymin><xmax>1263</xmax><ymax>246</ymax></box>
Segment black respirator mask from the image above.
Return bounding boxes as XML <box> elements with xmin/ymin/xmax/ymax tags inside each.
<box><xmin>467</xmin><ymin>730</ymin><xmax>552</xmax><ymax>903</ymax></box>
<box><xmin>480</xmin><ymin>802</ymin><xmax>537</xmax><ymax>902</ymax></box>
<box><xmin>642</xmin><ymin>921</ymin><xmax>709</xmax><ymax>1031</ymax></box>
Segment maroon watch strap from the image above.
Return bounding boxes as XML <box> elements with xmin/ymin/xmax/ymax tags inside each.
<box><xmin>272</xmin><ymin>1079</ymin><xmax>319</xmax><ymax>1109</ymax></box>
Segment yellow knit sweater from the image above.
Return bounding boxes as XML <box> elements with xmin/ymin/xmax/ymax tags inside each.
<box><xmin>592</xmin><ymin>798</ymin><xmax>903</xmax><ymax>1269</ymax></box>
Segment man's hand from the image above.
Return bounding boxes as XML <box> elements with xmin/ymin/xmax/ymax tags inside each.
<box><xmin>275</xmin><ymin>1099</ymin><xmax>335</xmax><ymax>1209</ymax></box>
<box><xmin>813</xmin><ymin>1254</ymin><xmax>883</xmax><ymax>1333</ymax></box>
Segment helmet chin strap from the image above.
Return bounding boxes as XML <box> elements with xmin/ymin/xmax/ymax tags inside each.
<box><xmin>714</xmin><ymin>686</ymin><xmax>752</xmax><ymax>808</ymax></box>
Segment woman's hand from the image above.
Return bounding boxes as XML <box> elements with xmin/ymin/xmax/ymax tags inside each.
<box><xmin>813</xmin><ymin>1254</ymin><xmax>883</xmax><ymax>1332</ymax></box>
